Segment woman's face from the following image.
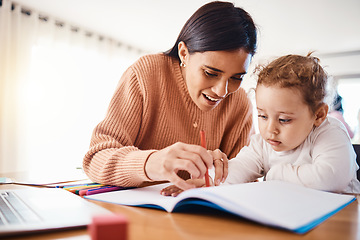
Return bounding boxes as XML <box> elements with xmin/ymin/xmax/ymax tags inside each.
<box><xmin>179</xmin><ymin>44</ymin><xmax>251</xmax><ymax>111</ymax></box>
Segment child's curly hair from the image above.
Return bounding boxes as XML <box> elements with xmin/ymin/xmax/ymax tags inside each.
<box><xmin>255</xmin><ymin>53</ymin><xmax>329</xmax><ymax>113</ymax></box>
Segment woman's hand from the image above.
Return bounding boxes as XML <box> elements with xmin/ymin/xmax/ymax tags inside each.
<box><xmin>145</xmin><ymin>142</ymin><xmax>213</xmax><ymax>190</ymax></box>
<box><xmin>160</xmin><ymin>179</ymin><xmax>208</xmax><ymax>197</ymax></box>
<box><xmin>208</xmin><ymin>149</ymin><xmax>229</xmax><ymax>186</ymax></box>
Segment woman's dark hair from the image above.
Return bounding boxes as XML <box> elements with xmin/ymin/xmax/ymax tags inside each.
<box><xmin>164</xmin><ymin>1</ymin><xmax>257</xmax><ymax>61</ymax></box>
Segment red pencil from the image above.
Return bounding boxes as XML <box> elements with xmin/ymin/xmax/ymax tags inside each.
<box><xmin>200</xmin><ymin>130</ymin><xmax>210</xmax><ymax>187</ymax></box>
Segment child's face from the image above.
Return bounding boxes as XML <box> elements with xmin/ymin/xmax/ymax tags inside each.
<box><xmin>256</xmin><ymin>84</ymin><xmax>317</xmax><ymax>152</ymax></box>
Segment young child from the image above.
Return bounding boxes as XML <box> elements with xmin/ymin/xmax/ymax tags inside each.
<box><xmin>162</xmin><ymin>53</ymin><xmax>360</xmax><ymax>196</ymax></box>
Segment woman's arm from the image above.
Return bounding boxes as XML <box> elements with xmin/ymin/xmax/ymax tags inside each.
<box><xmin>83</xmin><ymin>67</ymin><xmax>153</xmax><ymax>187</ymax></box>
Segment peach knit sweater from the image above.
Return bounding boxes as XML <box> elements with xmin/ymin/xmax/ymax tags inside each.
<box><xmin>83</xmin><ymin>53</ymin><xmax>253</xmax><ymax>187</ymax></box>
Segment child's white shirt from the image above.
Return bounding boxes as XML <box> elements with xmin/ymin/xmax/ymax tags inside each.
<box><xmin>223</xmin><ymin>116</ymin><xmax>360</xmax><ymax>194</ymax></box>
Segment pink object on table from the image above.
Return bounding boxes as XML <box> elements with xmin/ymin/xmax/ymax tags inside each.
<box><xmin>80</xmin><ymin>186</ymin><xmax>124</xmax><ymax>196</ymax></box>
<box><xmin>86</xmin><ymin>186</ymin><xmax>124</xmax><ymax>196</ymax></box>
<box><xmin>88</xmin><ymin>214</ymin><xmax>128</xmax><ymax>240</ymax></box>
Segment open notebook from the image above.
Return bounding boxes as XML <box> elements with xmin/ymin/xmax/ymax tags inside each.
<box><xmin>0</xmin><ymin>187</ymin><xmax>112</xmax><ymax>237</ymax></box>
<box><xmin>85</xmin><ymin>180</ymin><xmax>356</xmax><ymax>234</ymax></box>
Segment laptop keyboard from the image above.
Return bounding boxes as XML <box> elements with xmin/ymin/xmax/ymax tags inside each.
<box><xmin>0</xmin><ymin>191</ymin><xmax>41</xmax><ymax>225</ymax></box>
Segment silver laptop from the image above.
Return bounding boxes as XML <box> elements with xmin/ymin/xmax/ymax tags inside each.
<box><xmin>0</xmin><ymin>187</ymin><xmax>113</xmax><ymax>237</ymax></box>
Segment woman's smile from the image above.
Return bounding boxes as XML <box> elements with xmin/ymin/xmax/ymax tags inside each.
<box><xmin>202</xmin><ymin>93</ymin><xmax>222</xmax><ymax>105</ymax></box>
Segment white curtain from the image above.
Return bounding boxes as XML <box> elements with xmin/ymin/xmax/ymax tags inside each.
<box><xmin>0</xmin><ymin>0</ymin><xmax>143</xmax><ymax>175</ymax></box>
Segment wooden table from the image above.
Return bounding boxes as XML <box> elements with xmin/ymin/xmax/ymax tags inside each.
<box><xmin>1</xmin><ymin>179</ymin><xmax>359</xmax><ymax>240</ymax></box>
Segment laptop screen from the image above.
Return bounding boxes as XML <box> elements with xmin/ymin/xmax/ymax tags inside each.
<box><xmin>0</xmin><ymin>187</ymin><xmax>112</xmax><ymax>237</ymax></box>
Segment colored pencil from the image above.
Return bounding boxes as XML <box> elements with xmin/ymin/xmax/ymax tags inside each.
<box><xmin>85</xmin><ymin>186</ymin><xmax>125</xmax><ymax>196</ymax></box>
<box><xmin>200</xmin><ymin>130</ymin><xmax>210</xmax><ymax>187</ymax></box>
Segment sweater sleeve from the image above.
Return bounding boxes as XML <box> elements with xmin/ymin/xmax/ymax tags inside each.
<box><xmin>83</xmin><ymin>67</ymin><xmax>156</xmax><ymax>187</ymax></box>
<box><xmin>266</xmin><ymin>123</ymin><xmax>357</xmax><ymax>192</ymax></box>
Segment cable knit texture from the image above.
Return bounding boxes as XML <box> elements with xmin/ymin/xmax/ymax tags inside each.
<box><xmin>83</xmin><ymin>53</ymin><xmax>253</xmax><ymax>187</ymax></box>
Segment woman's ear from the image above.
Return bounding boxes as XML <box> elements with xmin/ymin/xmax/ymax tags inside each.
<box><xmin>178</xmin><ymin>41</ymin><xmax>188</xmax><ymax>65</ymax></box>
<box><xmin>314</xmin><ymin>103</ymin><xmax>329</xmax><ymax>127</ymax></box>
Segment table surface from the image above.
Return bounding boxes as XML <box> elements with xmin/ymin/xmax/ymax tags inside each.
<box><xmin>1</xmin><ymin>177</ymin><xmax>359</xmax><ymax>240</ymax></box>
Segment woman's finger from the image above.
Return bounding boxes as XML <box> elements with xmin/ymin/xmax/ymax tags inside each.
<box><xmin>167</xmin><ymin>172</ymin><xmax>196</xmax><ymax>190</ymax></box>
<box><xmin>213</xmin><ymin>158</ymin><xmax>224</xmax><ymax>185</ymax></box>
<box><xmin>166</xmin><ymin>142</ymin><xmax>213</xmax><ymax>179</ymax></box>
<box><xmin>180</xmin><ymin>143</ymin><xmax>213</xmax><ymax>169</ymax></box>
<box><xmin>209</xmin><ymin>149</ymin><xmax>229</xmax><ymax>185</ymax></box>
<box><xmin>221</xmin><ymin>153</ymin><xmax>229</xmax><ymax>182</ymax></box>
<box><xmin>145</xmin><ymin>142</ymin><xmax>214</xmax><ymax>188</ymax></box>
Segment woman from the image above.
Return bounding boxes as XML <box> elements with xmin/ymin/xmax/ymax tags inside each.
<box><xmin>83</xmin><ymin>1</ymin><xmax>257</xmax><ymax>190</ymax></box>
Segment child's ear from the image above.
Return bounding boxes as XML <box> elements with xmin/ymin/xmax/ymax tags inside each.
<box><xmin>314</xmin><ymin>103</ymin><xmax>329</xmax><ymax>127</ymax></box>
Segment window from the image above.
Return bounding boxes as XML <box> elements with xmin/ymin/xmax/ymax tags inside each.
<box><xmin>336</xmin><ymin>77</ymin><xmax>360</xmax><ymax>143</ymax></box>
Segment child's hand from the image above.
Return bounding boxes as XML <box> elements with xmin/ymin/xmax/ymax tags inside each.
<box><xmin>160</xmin><ymin>185</ymin><xmax>183</xmax><ymax>197</ymax></box>
<box><xmin>160</xmin><ymin>178</ymin><xmax>211</xmax><ymax>197</ymax></box>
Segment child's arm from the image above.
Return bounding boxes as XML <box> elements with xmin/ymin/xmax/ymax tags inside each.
<box><xmin>266</xmin><ymin>121</ymin><xmax>357</xmax><ymax>192</ymax></box>
<box><xmin>224</xmin><ymin>134</ymin><xmax>264</xmax><ymax>184</ymax></box>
